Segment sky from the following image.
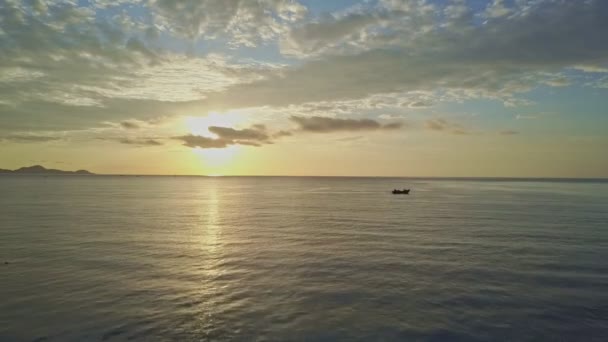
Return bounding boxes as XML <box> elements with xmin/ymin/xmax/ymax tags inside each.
<box><xmin>0</xmin><ymin>0</ymin><xmax>607</xmax><ymax>177</ymax></box>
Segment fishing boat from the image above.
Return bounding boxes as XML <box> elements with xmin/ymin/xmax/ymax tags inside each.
<box><xmin>392</xmin><ymin>189</ymin><xmax>410</xmax><ymax>195</ymax></box>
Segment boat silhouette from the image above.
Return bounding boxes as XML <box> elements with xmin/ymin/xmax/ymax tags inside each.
<box><xmin>392</xmin><ymin>189</ymin><xmax>410</xmax><ymax>195</ymax></box>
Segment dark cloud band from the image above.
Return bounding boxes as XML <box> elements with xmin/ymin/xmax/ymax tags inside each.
<box><xmin>290</xmin><ymin>116</ymin><xmax>402</xmax><ymax>132</ymax></box>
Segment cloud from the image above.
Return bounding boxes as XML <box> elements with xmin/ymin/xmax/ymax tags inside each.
<box><xmin>281</xmin><ymin>11</ymin><xmax>383</xmax><ymax>56</ymax></box>
<box><xmin>516</xmin><ymin>114</ymin><xmax>537</xmax><ymax>120</ymax></box>
<box><xmin>0</xmin><ymin>0</ymin><xmax>168</xmax><ymax>132</ymax></box>
<box><xmin>174</xmin><ymin>117</ymin><xmax>401</xmax><ymax>149</ymax></box>
<box><xmin>150</xmin><ymin>0</ymin><xmax>307</xmax><ymax>46</ymax></box>
<box><xmin>378</xmin><ymin>114</ymin><xmax>404</xmax><ymax>120</ymax></box>
<box><xmin>196</xmin><ymin>0</ymin><xmax>608</xmax><ymax>110</ymax></box>
<box><xmin>80</xmin><ymin>54</ymin><xmax>280</xmax><ymax>103</ymax></box>
<box><xmin>572</xmin><ymin>64</ymin><xmax>608</xmax><ymax>73</ymax></box>
<box><xmin>591</xmin><ymin>76</ymin><xmax>608</xmax><ymax>89</ymax></box>
<box><xmin>382</xmin><ymin>122</ymin><xmax>404</xmax><ymax>130</ymax></box>
<box><xmin>500</xmin><ymin>130</ymin><xmax>519</xmax><ymax>135</ymax></box>
<box><xmin>0</xmin><ymin>134</ymin><xmax>63</xmax><ymax>143</ymax></box>
<box><xmin>120</xmin><ymin>120</ymin><xmax>142</xmax><ymax>129</ymax></box>
<box><xmin>425</xmin><ymin>119</ymin><xmax>449</xmax><ymax>131</ymax></box>
<box><xmin>174</xmin><ymin>135</ymin><xmax>232</xmax><ymax>148</ymax></box>
<box><xmin>0</xmin><ymin>1</ymin><xmax>286</xmax><ymax>133</ymax></box>
<box><xmin>516</xmin><ymin>112</ymin><xmax>553</xmax><ymax>120</ymax></box>
<box><xmin>208</xmin><ymin>126</ymin><xmax>270</xmax><ymax>141</ymax></box>
<box><xmin>290</xmin><ymin>116</ymin><xmax>402</xmax><ymax>133</ymax></box>
<box><xmin>119</xmin><ymin>138</ymin><xmax>163</xmax><ymax>146</ymax></box>
<box><xmin>543</xmin><ymin>77</ymin><xmax>570</xmax><ymax>87</ymax></box>
<box><xmin>425</xmin><ymin>118</ymin><xmax>469</xmax><ymax>135</ymax></box>
<box><xmin>174</xmin><ymin>123</ymin><xmax>276</xmax><ymax>149</ymax></box>
<box><xmin>407</xmin><ymin>100</ymin><xmax>434</xmax><ymax>109</ymax></box>
<box><xmin>259</xmin><ymin>92</ymin><xmax>433</xmax><ymax>120</ymax></box>
<box><xmin>0</xmin><ymin>1</ymin><xmax>159</xmax><ymax>105</ymax></box>
<box><xmin>452</xmin><ymin>129</ymin><xmax>469</xmax><ymax>135</ymax></box>
<box><xmin>485</xmin><ymin>0</ymin><xmax>512</xmax><ymax>19</ymax></box>
<box><xmin>273</xmin><ymin>130</ymin><xmax>293</xmax><ymax>138</ymax></box>
<box><xmin>2</xmin><ymin>0</ymin><xmax>608</xmax><ymax>137</ymax></box>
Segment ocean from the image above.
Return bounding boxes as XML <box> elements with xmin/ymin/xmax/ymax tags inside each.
<box><xmin>1</xmin><ymin>176</ymin><xmax>607</xmax><ymax>341</ymax></box>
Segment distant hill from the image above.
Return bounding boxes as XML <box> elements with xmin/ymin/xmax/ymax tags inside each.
<box><xmin>0</xmin><ymin>165</ymin><xmax>94</xmax><ymax>175</ymax></box>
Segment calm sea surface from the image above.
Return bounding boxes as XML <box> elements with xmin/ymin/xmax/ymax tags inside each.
<box><xmin>1</xmin><ymin>176</ymin><xmax>607</xmax><ymax>341</ymax></box>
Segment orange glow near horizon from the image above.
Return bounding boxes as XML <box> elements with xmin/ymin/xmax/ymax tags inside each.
<box><xmin>183</xmin><ymin>113</ymin><xmax>247</xmax><ymax>175</ymax></box>
<box><xmin>184</xmin><ymin>112</ymin><xmax>247</xmax><ymax>136</ymax></box>
<box><xmin>192</xmin><ymin>146</ymin><xmax>241</xmax><ymax>174</ymax></box>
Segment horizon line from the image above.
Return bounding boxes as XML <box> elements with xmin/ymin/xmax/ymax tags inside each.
<box><xmin>3</xmin><ymin>173</ymin><xmax>608</xmax><ymax>181</ymax></box>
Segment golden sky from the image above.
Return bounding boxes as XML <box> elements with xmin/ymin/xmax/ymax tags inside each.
<box><xmin>1</xmin><ymin>0</ymin><xmax>607</xmax><ymax>177</ymax></box>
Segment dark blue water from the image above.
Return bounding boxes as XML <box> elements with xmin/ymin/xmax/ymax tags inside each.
<box><xmin>1</xmin><ymin>176</ymin><xmax>607</xmax><ymax>341</ymax></box>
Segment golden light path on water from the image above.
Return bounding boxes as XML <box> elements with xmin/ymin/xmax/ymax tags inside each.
<box><xmin>2</xmin><ymin>177</ymin><xmax>608</xmax><ymax>340</ymax></box>
<box><xmin>202</xmin><ymin>182</ymin><xmax>221</xmax><ymax>256</ymax></box>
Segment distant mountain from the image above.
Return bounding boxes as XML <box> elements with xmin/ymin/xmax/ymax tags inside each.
<box><xmin>0</xmin><ymin>165</ymin><xmax>94</xmax><ymax>175</ymax></box>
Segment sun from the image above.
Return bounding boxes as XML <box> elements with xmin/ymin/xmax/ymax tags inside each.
<box><xmin>184</xmin><ymin>112</ymin><xmax>246</xmax><ymax>136</ymax></box>
<box><xmin>183</xmin><ymin>112</ymin><xmax>246</xmax><ymax>173</ymax></box>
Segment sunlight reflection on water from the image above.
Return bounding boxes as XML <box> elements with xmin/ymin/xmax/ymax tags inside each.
<box><xmin>1</xmin><ymin>176</ymin><xmax>607</xmax><ymax>341</ymax></box>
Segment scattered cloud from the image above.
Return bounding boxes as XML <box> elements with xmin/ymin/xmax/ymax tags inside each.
<box><xmin>150</xmin><ymin>0</ymin><xmax>307</xmax><ymax>46</ymax></box>
<box><xmin>174</xmin><ymin>124</ymin><xmax>275</xmax><ymax>149</ymax></box>
<box><xmin>543</xmin><ymin>77</ymin><xmax>570</xmax><ymax>87</ymax></box>
<box><xmin>452</xmin><ymin>129</ymin><xmax>469</xmax><ymax>136</ymax></box>
<box><xmin>196</xmin><ymin>0</ymin><xmax>608</xmax><ymax>111</ymax></box>
<box><xmin>290</xmin><ymin>116</ymin><xmax>402</xmax><ymax>133</ymax></box>
<box><xmin>120</xmin><ymin>120</ymin><xmax>142</xmax><ymax>129</ymax></box>
<box><xmin>572</xmin><ymin>64</ymin><xmax>608</xmax><ymax>73</ymax></box>
<box><xmin>0</xmin><ymin>1</ymin><xmax>289</xmax><ymax>132</ymax></box>
<box><xmin>174</xmin><ymin>135</ymin><xmax>233</xmax><ymax>149</ymax></box>
<box><xmin>174</xmin><ymin>116</ymin><xmax>405</xmax><ymax>149</ymax></box>
<box><xmin>119</xmin><ymin>138</ymin><xmax>164</xmax><ymax>146</ymax></box>
<box><xmin>378</xmin><ymin>114</ymin><xmax>405</xmax><ymax>120</ymax></box>
<box><xmin>516</xmin><ymin>112</ymin><xmax>554</xmax><ymax>120</ymax></box>
<box><xmin>425</xmin><ymin>119</ymin><xmax>449</xmax><ymax>131</ymax></box>
<box><xmin>516</xmin><ymin>114</ymin><xmax>538</xmax><ymax>120</ymax></box>
<box><xmin>1</xmin><ymin>0</ymin><xmax>607</xmax><ymax>155</ymax></box>
<box><xmin>425</xmin><ymin>119</ymin><xmax>470</xmax><ymax>135</ymax></box>
<box><xmin>484</xmin><ymin>0</ymin><xmax>512</xmax><ymax>19</ymax></box>
<box><xmin>592</xmin><ymin>76</ymin><xmax>608</xmax><ymax>88</ymax></box>
<box><xmin>500</xmin><ymin>130</ymin><xmax>520</xmax><ymax>136</ymax></box>
<box><xmin>281</xmin><ymin>11</ymin><xmax>383</xmax><ymax>56</ymax></box>
<box><xmin>0</xmin><ymin>134</ymin><xmax>63</xmax><ymax>143</ymax></box>
<box><xmin>208</xmin><ymin>126</ymin><xmax>270</xmax><ymax>142</ymax></box>
<box><xmin>273</xmin><ymin>130</ymin><xmax>293</xmax><ymax>138</ymax></box>
<box><xmin>407</xmin><ymin>101</ymin><xmax>434</xmax><ymax>109</ymax></box>
<box><xmin>382</xmin><ymin>122</ymin><xmax>404</xmax><ymax>130</ymax></box>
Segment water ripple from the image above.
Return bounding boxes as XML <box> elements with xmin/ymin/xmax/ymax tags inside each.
<box><xmin>1</xmin><ymin>176</ymin><xmax>607</xmax><ymax>341</ymax></box>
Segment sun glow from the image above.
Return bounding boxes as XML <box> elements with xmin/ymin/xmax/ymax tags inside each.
<box><xmin>184</xmin><ymin>112</ymin><xmax>246</xmax><ymax>136</ymax></box>
<box><xmin>182</xmin><ymin>113</ymin><xmax>247</xmax><ymax>173</ymax></box>
<box><xmin>192</xmin><ymin>145</ymin><xmax>240</xmax><ymax>168</ymax></box>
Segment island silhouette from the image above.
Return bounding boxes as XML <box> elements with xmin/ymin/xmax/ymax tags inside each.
<box><xmin>0</xmin><ymin>165</ymin><xmax>94</xmax><ymax>175</ymax></box>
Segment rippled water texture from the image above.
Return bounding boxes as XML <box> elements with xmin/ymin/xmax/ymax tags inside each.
<box><xmin>1</xmin><ymin>176</ymin><xmax>607</xmax><ymax>341</ymax></box>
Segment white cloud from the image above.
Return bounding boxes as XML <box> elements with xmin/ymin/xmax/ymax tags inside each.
<box><xmin>149</xmin><ymin>0</ymin><xmax>307</xmax><ymax>46</ymax></box>
<box><xmin>281</xmin><ymin>11</ymin><xmax>383</xmax><ymax>56</ymax></box>
<box><xmin>572</xmin><ymin>64</ymin><xmax>608</xmax><ymax>73</ymax></box>
<box><xmin>0</xmin><ymin>67</ymin><xmax>46</xmax><ymax>83</ymax></box>
<box><xmin>592</xmin><ymin>76</ymin><xmax>608</xmax><ymax>89</ymax></box>
<box><xmin>2</xmin><ymin>0</ymin><xmax>608</xmax><ymax>135</ymax></box>
<box><xmin>193</xmin><ymin>0</ymin><xmax>608</xmax><ymax>110</ymax></box>
<box><xmin>485</xmin><ymin>0</ymin><xmax>512</xmax><ymax>19</ymax></box>
<box><xmin>543</xmin><ymin>76</ymin><xmax>570</xmax><ymax>87</ymax></box>
<box><xmin>515</xmin><ymin>112</ymin><xmax>554</xmax><ymax>120</ymax></box>
<box><xmin>75</xmin><ymin>54</ymin><xmax>281</xmax><ymax>102</ymax></box>
<box><xmin>425</xmin><ymin>118</ymin><xmax>470</xmax><ymax>135</ymax></box>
